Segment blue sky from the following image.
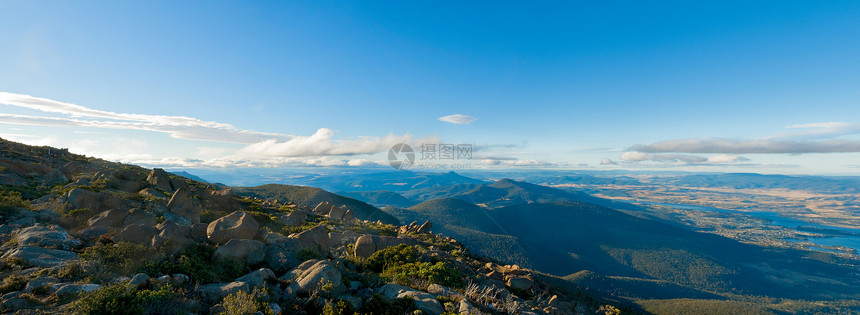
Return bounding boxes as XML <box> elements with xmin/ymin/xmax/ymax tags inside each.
<box><xmin>2</xmin><ymin>1</ymin><xmax>860</xmax><ymax>174</ymax></box>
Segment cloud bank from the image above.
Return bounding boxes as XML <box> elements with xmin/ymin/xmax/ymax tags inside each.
<box><xmin>621</xmin><ymin>122</ymin><xmax>860</xmax><ymax>165</ymax></box>
<box><xmin>0</xmin><ymin>91</ymin><xmax>425</xmax><ymax>161</ymax></box>
<box><xmin>438</xmin><ymin>114</ymin><xmax>477</xmax><ymax>125</ymax></box>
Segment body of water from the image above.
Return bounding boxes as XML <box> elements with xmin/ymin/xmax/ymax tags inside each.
<box><xmin>639</xmin><ymin>202</ymin><xmax>860</xmax><ymax>252</ymax></box>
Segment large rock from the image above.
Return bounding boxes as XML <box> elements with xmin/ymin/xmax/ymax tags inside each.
<box><xmin>293</xmin><ymin>225</ymin><xmax>329</xmax><ymax>253</ymax></box>
<box><xmin>214</xmin><ymin>239</ymin><xmax>266</xmax><ymax>264</ymax></box>
<box><xmin>52</xmin><ymin>283</ymin><xmax>101</xmax><ymax>297</ymax></box>
<box><xmin>506</xmin><ymin>276</ymin><xmax>533</xmax><ymax>291</ymax></box>
<box><xmin>87</xmin><ymin>209</ymin><xmax>129</xmax><ymax>228</ymax></box>
<box><xmin>198</xmin><ymin>282</ymin><xmax>249</xmax><ymax>303</ymax></box>
<box><xmin>265</xmin><ymin>238</ymin><xmax>314</xmax><ymax>273</ymax></box>
<box><xmin>146</xmin><ymin>168</ymin><xmax>173</xmax><ymax>192</ymax></box>
<box><xmin>14</xmin><ymin>224</ymin><xmax>81</xmax><ymax>250</ymax></box>
<box><xmin>328</xmin><ymin>206</ymin><xmax>348</xmax><ymax>220</ymax></box>
<box><xmin>285</xmin><ymin>260</ymin><xmax>346</xmax><ymax>295</ymax></box>
<box><xmin>427</xmin><ymin>284</ymin><xmax>464</xmax><ymax>300</ymax></box>
<box><xmin>379</xmin><ymin>284</ymin><xmax>444</xmax><ymax>315</ymax></box>
<box><xmin>123</xmin><ymin>208</ymin><xmax>156</xmax><ymax>226</ymax></box>
<box><xmin>64</xmin><ymin>188</ymin><xmax>124</xmax><ymax>213</ymax></box>
<box><xmin>417</xmin><ymin>221</ymin><xmax>433</xmax><ymax>234</ymax></box>
<box><xmin>207</xmin><ymin>211</ymin><xmax>260</xmax><ymax>244</ymax></box>
<box><xmin>165</xmin><ymin>188</ymin><xmax>201</xmax><ymax>224</ymax></box>
<box><xmin>279</xmin><ymin>211</ymin><xmax>307</xmax><ymax>227</ymax></box>
<box><xmin>236</xmin><ymin>268</ymin><xmax>276</xmax><ymax>289</ymax></box>
<box><xmin>151</xmin><ymin>221</ymin><xmax>193</xmax><ymax>253</ymax></box>
<box><xmin>113</xmin><ymin>224</ymin><xmax>157</xmax><ymax>245</ymax></box>
<box><xmin>78</xmin><ymin>226</ymin><xmax>112</xmax><ymax>242</ymax></box>
<box><xmin>312</xmin><ymin>202</ymin><xmax>333</xmax><ymax>216</ymax></box>
<box><xmin>353</xmin><ymin>234</ymin><xmax>418</xmax><ymax>259</ymax></box>
<box><xmin>354</xmin><ymin>235</ymin><xmax>376</xmax><ymax>259</ymax></box>
<box><xmin>1</xmin><ymin>246</ymin><xmax>78</xmax><ymax>267</ymax></box>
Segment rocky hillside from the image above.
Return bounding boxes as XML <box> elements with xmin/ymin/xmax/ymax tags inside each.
<box><xmin>0</xmin><ymin>138</ymin><xmax>620</xmax><ymax>314</ymax></box>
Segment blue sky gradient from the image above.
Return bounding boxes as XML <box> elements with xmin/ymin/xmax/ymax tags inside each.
<box><xmin>2</xmin><ymin>1</ymin><xmax>860</xmax><ymax>174</ymax></box>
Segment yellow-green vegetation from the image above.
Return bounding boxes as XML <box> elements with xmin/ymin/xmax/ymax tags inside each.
<box><xmin>638</xmin><ymin>298</ymin><xmax>773</xmax><ymax>315</ymax></box>
<box><xmin>322</xmin><ymin>299</ymin><xmax>355</xmax><ymax>315</ymax></box>
<box><xmin>0</xmin><ymin>274</ymin><xmax>27</xmax><ymax>295</ymax></box>
<box><xmin>81</xmin><ymin>242</ymin><xmax>152</xmax><ymax>276</ymax></box>
<box><xmin>365</xmin><ymin>244</ymin><xmax>465</xmax><ymax>289</ymax></box>
<box><xmin>71</xmin><ymin>283</ymin><xmax>181</xmax><ymax>315</ymax></box>
<box><xmin>142</xmin><ymin>243</ymin><xmax>247</xmax><ymax>284</ymax></box>
<box><xmin>0</xmin><ymin>190</ymin><xmax>30</xmax><ymax>217</ymax></box>
<box><xmin>221</xmin><ymin>289</ymin><xmax>274</xmax><ymax>315</ymax></box>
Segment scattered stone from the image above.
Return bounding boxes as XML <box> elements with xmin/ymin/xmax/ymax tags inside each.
<box><xmin>214</xmin><ymin>239</ymin><xmax>266</xmax><ymax>265</ymax></box>
<box><xmin>1</xmin><ymin>246</ymin><xmax>78</xmax><ymax>268</ymax></box>
<box><xmin>207</xmin><ymin>211</ymin><xmax>260</xmax><ymax>244</ymax></box>
<box><xmin>14</xmin><ymin>224</ymin><xmax>82</xmax><ymax>250</ymax></box>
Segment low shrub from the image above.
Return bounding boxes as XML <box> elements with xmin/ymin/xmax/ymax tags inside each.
<box><xmin>0</xmin><ymin>274</ymin><xmax>27</xmax><ymax>295</ymax></box>
<box><xmin>81</xmin><ymin>242</ymin><xmax>152</xmax><ymax>275</ymax></box>
<box><xmin>221</xmin><ymin>288</ymin><xmax>273</xmax><ymax>315</ymax></box>
<box><xmin>72</xmin><ymin>283</ymin><xmax>182</xmax><ymax>315</ymax></box>
<box><xmin>365</xmin><ymin>244</ymin><xmax>418</xmax><ymax>273</ymax></box>
<box><xmin>142</xmin><ymin>243</ymin><xmax>246</xmax><ymax>284</ymax></box>
<box><xmin>386</xmin><ymin>261</ymin><xmax>465</xmax><ymax>289</ymax></box>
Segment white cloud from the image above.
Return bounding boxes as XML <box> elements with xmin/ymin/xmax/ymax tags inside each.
<box><xmin>438</xmin><ymin>114</ymin><xmax>477</xmax><ymax>125</ymax></box>
<box><xmin>0</xmin><ymin>92</ymin><xmax>289</xmax><ymax>143</ymax></box>
<box><xmin>600</xmin><ymin>158</ymin><xmax>618</xmax><ymax>165</ymax></box>
<box><xmin>629</xmin><ymin>122</ymin><xmax>860</xmax><ymax>155</ymax></box>
<box><xmin>235</xmin><ymin>128</ymin><xmax>437</xmax><ymax>157</ymax></box>
<box><xmin>0</xmin><ymin>92</ymin><xmax>434</xmax><ymax>163</ymax></box>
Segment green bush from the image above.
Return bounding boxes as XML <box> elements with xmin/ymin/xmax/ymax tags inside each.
<box><xmin>322</xmin><ymin>300</ymin><xmax>355</xmax><ymax>315</ymax></box>
<box><xmin>142</xmin><ymin>243</ymin><xmax>246</xmax><ymax>284</ymax></box>
<box><xmin>221</xmin><ymin>289</ymin><xmax>273</xmax><ymax>315</ymax></box>
<box><xmin>0</xmin><ymin>190</ymin><xmax>29</xmax><ymax>217</ymax></box>
<box><xmin>365</xmin><ymin>244</ymin><xmax>418</xmax><ymax>273</ymax></box>
<box><xmin>386</xmin><ymin>261</ymin><xmax>465</xmax><ymax>289</ymax></box>
<box><xmin>297</xmin><ymin>248</ymin><xmax>322</xmax><ymax>261</ymax></box>
<box><xmin>72</xmin><ymin>283</ymin><xmax>181</xmax><ymax>315</ymax></box>
<box><xmin>81</xmin><ymin>242</ymin><xmax>152</xmax><ymax>275</ymax></box>
<box><xmin>0</xmin><ymin>274</ymin><xmax>27</xmax><ymax>295</ymax></box>
<box><xmin>72</xmin><ymin>283</ymin><xmax>143</xmax><ymax>315</ymax></box>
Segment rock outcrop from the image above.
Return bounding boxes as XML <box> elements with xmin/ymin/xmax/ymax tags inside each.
<box><xmin>206</xmin><ymin>211</ymin><xmax>259</xmax><ymax>244</ymax></box>
<box><xmin>214</xmin><ymin>239</ymin><xmax>266</xmax><ymax>264</ymax></box>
